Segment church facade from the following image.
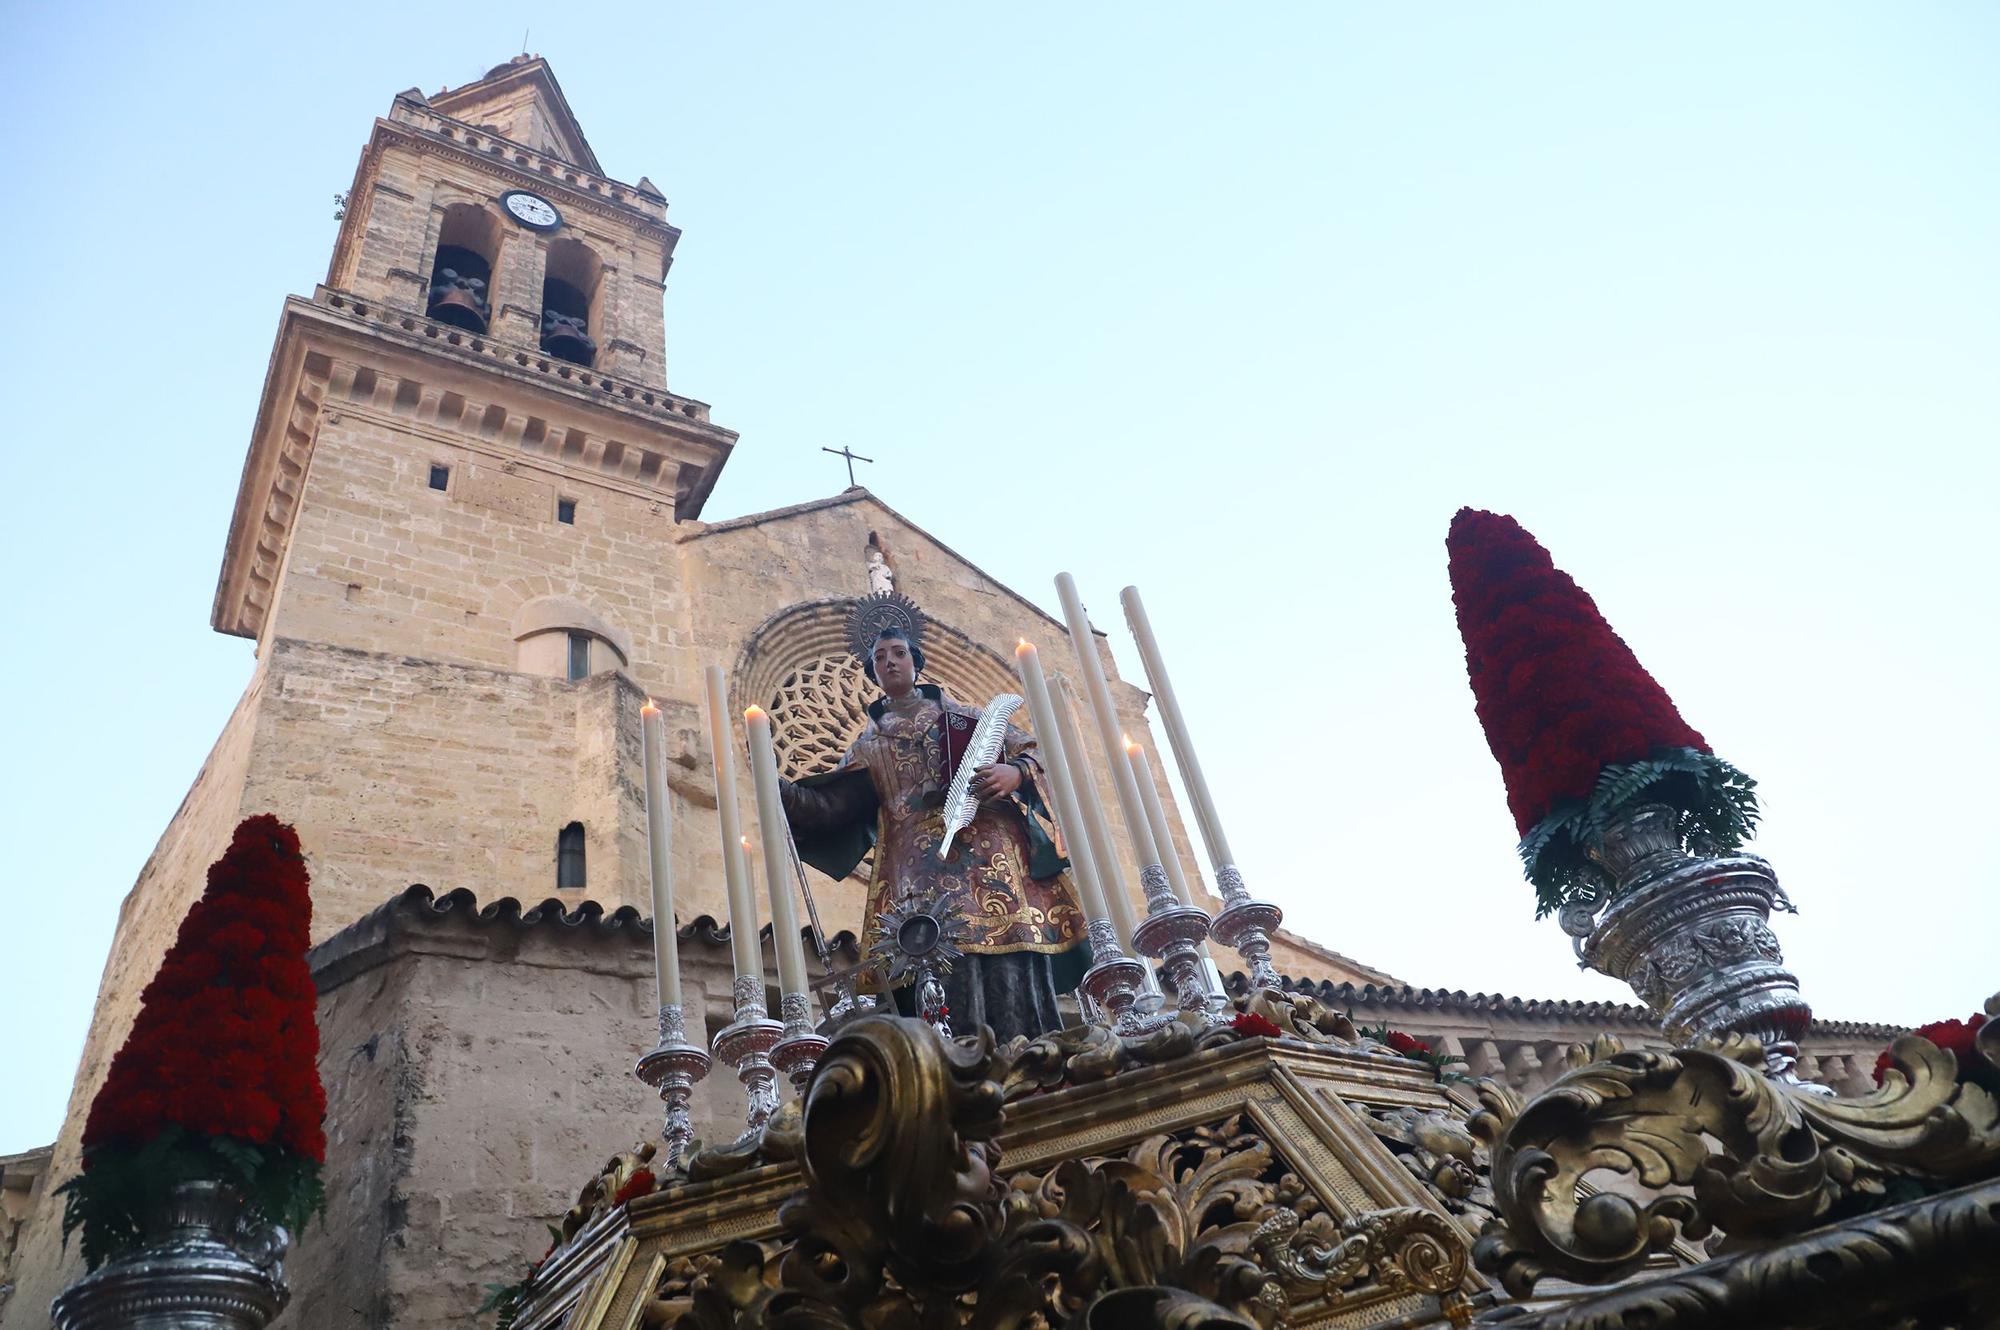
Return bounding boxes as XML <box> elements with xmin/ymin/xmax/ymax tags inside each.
<box><xmin>0</xmin><ymin>58</ymin><xmax>1898</xmax><ymax>1327</ymax></box>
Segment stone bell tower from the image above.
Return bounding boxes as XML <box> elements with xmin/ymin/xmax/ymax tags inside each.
<box><xmin>201</xmin><ymin>54</ymin><xmax>739</xmax><ymax>936</ymax></box>
<box><xmin>0</xmin><ymin>60</ymin><xmax>751</xmax><ymax>1322</ymax></box>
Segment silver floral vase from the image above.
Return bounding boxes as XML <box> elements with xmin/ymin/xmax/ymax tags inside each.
<box><xmin>51</xmin><ymin>1180</ymin><xmax>289</xmax><ymax>1330</ymax></box>
<box><xmin>1560</xmin><ymin>802</ymin><xmax>1810</xmax><ymax>1078</ymax></box>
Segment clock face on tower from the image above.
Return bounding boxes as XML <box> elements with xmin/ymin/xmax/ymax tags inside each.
<box><xmin>500</xmin><ymin>190</ymin><xmax>561</xmax><ymax>231</ymax></box>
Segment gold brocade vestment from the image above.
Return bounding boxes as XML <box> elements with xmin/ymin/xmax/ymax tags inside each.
<box><xmin>793</xmin><ymin>690</ymin><xmax>1088</xmax><ymax>977</ymax></box>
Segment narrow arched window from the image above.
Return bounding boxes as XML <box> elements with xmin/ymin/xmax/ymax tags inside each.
<box><xmin>557</xmin><ymin>822</ymin><xmax>586</xmax><ymax>890</ymax></box>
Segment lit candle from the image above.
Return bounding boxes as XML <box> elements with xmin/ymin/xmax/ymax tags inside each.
<box><xmin>703</xmin><ymin>666</ymin><xmax>761</xmax><ymax>985</ymax></box>
<box><xmin>1014</xmin><ymin>640</ymin><xmax>1111</xmax><ymax>926</ymax></box>
<box><xmin>1124</xmin><ymin>737</ymin><xmax>1195</xmax><ymax>909</ymax></box>
<box><xmin>744</xmin><ymin>706</ymin><xmax>810</xmax><ymax>1002</ymax></box>
<box><xmin>1055</xmin><ymin>574</ymin><xmax>1163</xmax><ymax>876</ymax></box>
<box><xmin>640</xmin><ymin>699</ymin><xmax>682</xmax><ymax>1010</ymax></box>
<box><xmin>1119</xmin><ymin>586</ymin><xmax>1233</xmax><ymax>873</ymax></box>
<box><xmin>1051</xmin><ymin>672</ymin><xmax>1145</xmax><ymax>956</ymax></box>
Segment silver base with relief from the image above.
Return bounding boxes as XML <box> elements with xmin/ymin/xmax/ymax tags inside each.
<box><xmin>1562</xmin><ymin>801</ymin><xmax>1816</xmax><ymax>1084</ymax></box>
<box><xmin>712</xmin><ymin>973</ymin><xmax>786</xmax><ymax>1141</ymax></box>
<box><xmin>1207</xmin><ymin>863</ymin><xmax>1284</xmax><ymax>992</ymax></box>
<box><xmin>635</xmin><ymin>1002</ymin><xmax>712</xmax><ymax>1170</ymax></box>
<box><xmin>1130</xmin><ymin>862</ymin><xmax>1223</xmax><ymax>1023</ymax></box>
<box><xmin>769</xmin><ymin>990</ymin><xmax>830</xmax><ymax>1092</ymax></box>
<box><xmin>52</xmin><ymin>1180</ymin><xmax>288</xmax><ymax>1330</ymax></box>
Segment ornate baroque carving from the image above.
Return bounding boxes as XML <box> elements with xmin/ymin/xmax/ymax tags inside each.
<box><xmin>667</xmin><ymin>1016</ymin><xmax>1474</xmax><ymax>1330</ymax></box>
<box><xmin>1468</xmin><ymin>1015</ymin><xmax>2000</xmax><ymax>1297</ymax></box>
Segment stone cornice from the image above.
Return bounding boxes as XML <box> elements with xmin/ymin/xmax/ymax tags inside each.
<box><xmin>682</xmin><ymin>488</ymin><xmax>1080</xmax><ymax>645</ymax></box>
<box><xmin>1223</xmin><ymin>972</ymin><xmax>1904</xmax><ymax>1041</ymax></box>
<box><xmin>311</xmin><ymin>883</ymin><xmax>1899</xmax><ymax>1046</ymax></box>
<box><xmin>212</xmin><ymin>292</ymin><xmax>738</xmax><ymax>640</ymax></box>
<box><xmin>423</xmin><ymin>57</ymin><xmax>603</xmax><ymax>175</ymax></box>
<box><xmin>386</xmin><ymin>102</ymin><xmax>673</xmax><ymax>238</ymax></box>
<box><xmin>325</xmin><ymin>107</ymin><xmax>678</xmax><ymax>298</ymax></box>
<box><xmin>306</xmin><ymin>884</ymin><xmax>861</xmax><ymax>995</ymax></box>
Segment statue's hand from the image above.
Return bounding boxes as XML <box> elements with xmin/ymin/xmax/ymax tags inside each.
<box><xmin>971</xmin><ymin>762</ymin><xmax>1022</xmax><ymax>800</ymax></box>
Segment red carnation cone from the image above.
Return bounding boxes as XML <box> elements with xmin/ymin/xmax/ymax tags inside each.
<box><xmin>1447</xmin><ymin>509</ymin><xmax>1708</xmax><ymax>833</ymax></box>
<box><xmin>62</xmin><ymin>814</ymin><xmax>325</xmax><ymax>1268</ymax></box>
<box><xmin>1446</xmin><ymin>509</ymin><xmax>1758</xmax><ymax>914</ymax></box>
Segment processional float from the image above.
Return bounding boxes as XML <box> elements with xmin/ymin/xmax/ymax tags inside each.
<box><xmin>50</xmin><ymin>522</ymin><xmax>2000</xmax><ymax>1330</ymax></box>
<box><xmin>507</xmin><ymin>524</ymin><xmax>2000</xmax><ymax>1330</ymax></box>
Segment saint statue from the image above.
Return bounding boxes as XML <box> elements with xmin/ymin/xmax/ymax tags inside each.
<box><xmin>779</xmin><ymin>595</ymin><xmax>1088</xmax><ymax>1041</ymax></box>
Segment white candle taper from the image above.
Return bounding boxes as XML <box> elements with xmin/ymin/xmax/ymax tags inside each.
<box><xmin>640</xmin><ymin>700</ymin><xmax>682</xmax><ymax>1009</ymax></box>
<box><xmin>1118</xmin><ymin>586</ymin><xmax>1233</xmax><ymax>870</ymax></box>
<box><xmin>1124</xmin><ymin>738</ymin><xmax>1196</xmax><ymax>909</ymax></box>
<box><xmin>703</xmin><ymin>666</ymin><xmax>762</xmax><ymax>986</ymax></box>
<box><xmin>1014</xmin><ymin>640</ymin><xmax>1111</xmax><ymax>927</ymax></box>
<box><xmin>1051</xmin><ymin>673</ymin><xmax>1145</xmax><ymax>956</ymax></box>
<box><xmin>744</xmin><ymin>706</ymin><xmax>810</xmax><ymax>1002</ymax></box>
<box><xmin>1055</xmin><ymin>573</ymin><xmax>1163</xmax><ymax>873</ymax></box>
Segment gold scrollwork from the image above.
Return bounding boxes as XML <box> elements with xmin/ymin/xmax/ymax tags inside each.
<box><xmin>1469</xmin><ymin>1007</ymin><xmax>2000</xmax><ymax>1298</ymax></box>
<box><xmin>670</xmin><ymin>1016</ymin><xmax>1474</xmax><ymax>1330</ymax></box>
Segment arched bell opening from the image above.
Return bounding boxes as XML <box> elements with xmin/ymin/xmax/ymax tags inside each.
<box><xmin>541</xmin><ymin>238</ymin><xmax>602</xmax><ymax>367</ymax></box>
<box><xmin>427</xmin><ymin>204</ymin><xmax>501</xmax><ymax>333</ymax></box>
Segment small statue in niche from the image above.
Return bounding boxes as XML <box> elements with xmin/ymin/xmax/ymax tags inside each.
<box><xmin>864</xmin><ymin>531</ymin><xmax>895</xmax><ymax>595</ymax></box>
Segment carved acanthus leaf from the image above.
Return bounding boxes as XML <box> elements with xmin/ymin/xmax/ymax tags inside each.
<box><xmin>1471</xmin><ymin>1003</ymin><xmax>2000</xmax><ymax>1297</ymax></box>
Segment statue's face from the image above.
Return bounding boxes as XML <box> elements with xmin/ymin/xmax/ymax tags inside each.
<box><xmin>873</xmin><ymin>636</ymin><xmax>916</xmax><ymax>695</ymax></box>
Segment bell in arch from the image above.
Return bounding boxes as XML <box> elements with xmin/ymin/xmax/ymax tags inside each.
<box><xmin>426</xmin><ymin>244</ymin><xmax>492</xmax><ymax>333</ymax></box>
<box><xmin>539</xmin><ymin>278</ymin><xmax>596</xmax><ymax>367</ymax></box>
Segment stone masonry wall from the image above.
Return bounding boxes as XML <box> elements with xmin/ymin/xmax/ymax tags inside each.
<box><xmin>245</xmin><ymin>638</ymin><xmax>657</xmax><ymax>940</ymax></box>
<box><xmin>260</xmin><ymin>377</ymin><xmax>1216</xmax><ymax>951</ymax></box>
<box><xmin>297</xmin><ymin>893</ymin><xmax>765</xmax><ymax>1330</ymax></box>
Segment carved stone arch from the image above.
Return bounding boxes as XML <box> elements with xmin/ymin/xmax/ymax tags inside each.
<box><xmin>502</xmin><ymin>585</ymin><xmax>634</xmax><ymax>679</ymax></box>
<box><xmin>734</xmin><ymin>598</ymin><xmax>1026</xmax><ymax>779</ymax></box>
<box><xmin>511</xmin><ymin>594</ymin><xmax>633</xmax><ymax>663</ymax></box>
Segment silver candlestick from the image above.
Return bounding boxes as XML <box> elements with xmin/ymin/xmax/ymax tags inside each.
<box><xmin>1130</xmin><ymin>863</ymin><xmax>1222</xmax><ymax>1022</ymax></box>
<box><xmin>711</xmin><ymin>974</ymin><xmax>785</xmax><ymax>1138</ymax></box>
<box><xmin>1078</xmin><ymin>917</ymin><xmax>1161</xmax><ymax>1036</ymax></box>
<box><xmin>1208</xmin><ymin>864</ymin><xmax>1284</xmax><ymax>992</ymax></box>
<box><xmin>768</xmin><ymin>991</ymin><xmax>829</xmax><ymax>1093</ymax></box>
<box><xmin>634</xmin><ymin>1002</ymin><xmax>711</xmax><ymax>1170</ymax></box>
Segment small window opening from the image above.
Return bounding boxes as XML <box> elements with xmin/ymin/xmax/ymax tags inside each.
<box><xmin>428</xmin><ymin>463</ymin><xmax>450</xmax><ymax>491</ymax></box>
<box><xmin>557</xmin><ymin>497</ymin><xmax>577</xmax><ymax>525</ymax></box>
<box><xmin>567</xmin><ymin>631</ymin><xmax>590</xmax><ymax>681</ymax></box>
<box><xmin>557</xmin><ymin>821</ymin><xmax>586</xmax><ymax>889</ymax></box>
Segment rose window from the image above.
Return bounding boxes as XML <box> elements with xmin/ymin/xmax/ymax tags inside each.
<box><xmin>767</xmin><ymin>653</ymin><xmax>874</xmax><ymax>780</ymax></box>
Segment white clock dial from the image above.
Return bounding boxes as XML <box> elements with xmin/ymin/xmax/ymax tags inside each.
<box><xmin>501</xmin><ymin>190</ymin><xmax>560</xmax><ymax>230</ymax></box>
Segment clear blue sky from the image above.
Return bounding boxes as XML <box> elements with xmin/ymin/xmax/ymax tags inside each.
<box><xmin>2</xmin><ymin>5</ymin><xmax>1995</xmax><ymax>1153</ymax></box>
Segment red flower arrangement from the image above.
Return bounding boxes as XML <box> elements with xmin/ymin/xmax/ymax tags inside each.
<box><xmin>58</xmin><ymin>815</ymin><xmax>326</xmax><ymax>1269</ymax></box>
<box><xmin>1383</xmin><ymin>1030</ymin><xmax>1430</xmax><ymax>1057</ymax></box>
<box><xmin>1358</xmin><ymin>1023</ymin><xmax>1467</xmax><ymax>1081</ymax></box>
<box><xmin>1446</xmin><ymin>509</ymin><xmax>1760</xmax><ymax>914</ymax></box>
<box><xmin>1872</xmin><ymin>1014</ymin><xmax>1997</xmax><ymax>1092</ymax></box>
<box><xmin>1230</xmin><ymin>1012</ymin><xmax>1286</xmax><ymax>1040</ymax></box>
<box><xmin>611</xmin><ymin>1167</ymin><xmax>658</xmax><ymax>1208</ymax></box>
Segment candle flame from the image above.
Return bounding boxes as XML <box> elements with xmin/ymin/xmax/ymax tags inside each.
<box><xmin>1016</xmin><ymin>638</ymin><xmax>1032</xmax><ymax>653</ymax></box>
<box><xmin>744</xmin><ymin>705</ymin><xmax>766</xmax><ymax>722</ymax></box>
<box><xmin>741</xmin><ymin>835</ymin><xmax>753</xmax><ymax>850</ymax></box>
<box><xmin>641</xmin><ymin>698</ymin><xmax>660</xmax><ymax>716</ymax></box>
